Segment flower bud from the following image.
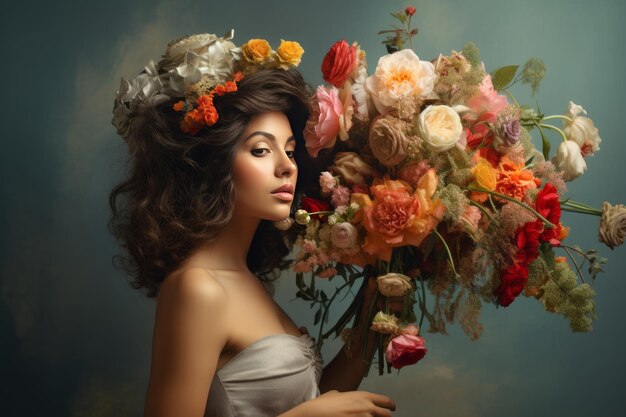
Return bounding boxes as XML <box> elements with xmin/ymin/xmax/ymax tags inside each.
<box><xmin>295</xmin><ymin>209</ymin><xmax>311</xmax><ymax>225</ymax></box>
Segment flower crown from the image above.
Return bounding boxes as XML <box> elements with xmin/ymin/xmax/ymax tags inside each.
<box><xmin>112</xmin><ymin>29</ymin><xmax>304</xmax><ymax>137</ymax></box>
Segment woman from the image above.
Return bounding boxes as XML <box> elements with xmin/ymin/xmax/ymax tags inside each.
<box><xmin>109</xmin><ymin>31</ymin><xmax>397</xmax><ymax>416</ymax></box>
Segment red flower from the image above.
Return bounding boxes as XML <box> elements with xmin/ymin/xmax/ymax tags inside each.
<box><xmin>536</xmin><ymin>183</ymin><xmax>562</xmax><ymax>243</ymax></box>
<box><xmin>514</xmin><ymin>220</ymin><xmax>543</xmax><ymax>266</ymax></box>
<box><xmin>385</xmin><ymin>334</ymin><xmax>426</xmax><ymax>369</ymax></box>
<box><xmin>321</xmin><ymin>39</ymin><xmax>358</xmax><ymax>88</ymax></box>
<box><xmin>494</xmin><ymin>263</ymin><xmax>529</xmax><ymax>307</ymax></box>
<box><xmin>300</xmin><ymin>197</ymin><xmax>332</xmax><ymax>221</ymax></box>
<box><xmin>405</xmin><ymin>6</ymin><xmax>416</xmax><ymax>16</ymax></box>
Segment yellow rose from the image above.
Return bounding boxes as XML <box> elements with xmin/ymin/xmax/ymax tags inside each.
<box><xmin>276</xmin><ymin>39</ymin><xmax>304</xmax><ymax>69</ymax></box>
<box><xmin>242</xmin><ymin>39</ymin><xmax>272</xmax><ymax>64</ymax></box>
<box><xmin>471</xmin><ymin>158</ymin><xmax>497</xmax><ymax>191</ymax></box>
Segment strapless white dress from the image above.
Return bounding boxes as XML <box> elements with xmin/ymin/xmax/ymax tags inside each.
<box><xmin>204</xmin><ymin>332</ymin><xmax>324</xmax><ymax>416</ymax></box>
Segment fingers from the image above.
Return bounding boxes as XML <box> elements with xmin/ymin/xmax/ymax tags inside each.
<box><xmin>365</xmin><ymin>391</ymin><xmax>396</xmax><ymax>412</ymax></box>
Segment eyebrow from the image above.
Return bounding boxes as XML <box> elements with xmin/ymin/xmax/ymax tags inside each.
<box><xmin>243</xmin><ymin>131</ymin><xmax>295</xmax><ymax>143</ymax></box>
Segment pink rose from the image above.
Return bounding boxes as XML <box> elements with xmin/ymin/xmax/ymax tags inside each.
<box><xmin>466</xmin><ymin>74</ymin><xmax>508</xmax><ymax>121</ymax></box>
<box><xmin>304</xmin><ymin>86</ymin><xmax>344</xmax><ymax>157</ymax></box>
<box><xmin>385</xmin><ymin>334</ymin><xmax>427</xmax><ymax>369</ymax></box>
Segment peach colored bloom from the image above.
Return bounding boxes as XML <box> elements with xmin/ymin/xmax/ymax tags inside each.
<box><xmin>354</xmin><ymin>169</ymin><xmax>445</xmax><ymax>261</ymax></box>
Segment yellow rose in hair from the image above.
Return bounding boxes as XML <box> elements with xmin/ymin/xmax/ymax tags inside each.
<box><xmin>276</xmin><ymin>39</ymin><xmax>304</xmax><ymax>69</ymax></box>
<box><xmin>242</xmin><ymin>39</ymin><xmax>272</xmax><ymax>64</ymax></box>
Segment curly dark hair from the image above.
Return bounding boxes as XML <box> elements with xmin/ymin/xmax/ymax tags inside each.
<box><xmin>109</xmin><ymin>67</ymin><xmax>315</xmax><ymax>297</ymax></box>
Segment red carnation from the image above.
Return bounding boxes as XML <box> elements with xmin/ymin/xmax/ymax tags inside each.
<box><xmin>405</xmin><ymin>6</ymin><xmax>416</xmax><ymax>16</ymax></box>
<box><xmin>514</xmin><ymin>220</ymin><xmax>543</xmax><ymax>266</ymax></box>
<box><xmin>321</xmin><ymin>39</ymin><xmax>358</xmax><ymax>88</ymax></box>
<box><xmin>494</xmin><ymin>263</ymin><xmax>529</xmax><ymax>307</ymax></box>
<box><xmin>536</xmin><ymin>183</ymin><xmax>562</xmax><ymax>243</ymax></box>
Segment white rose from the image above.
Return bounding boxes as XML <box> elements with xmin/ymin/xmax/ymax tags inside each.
<box><xmin>365</xmin><ymin>49</ymin><xmax>436</xmax><ymax>115</ymax></box>
<box><xmin>551</xmin><ymin>140</ymin><xmax>587</xmax><ymax>181</ymax></box>
<box><xmin>562</xmin><ymin>101</ymin><xmax>601</xmax><ymax>157</ymax></box>
<box><xmin>418</xmin><ymin>105</ymin><xmax>463</xmax><ymax>152</ymax></box>
<box><xmin>376</xmin><ymin>273</ymin><xmax>413</xmax><ymax>297</ymax></box>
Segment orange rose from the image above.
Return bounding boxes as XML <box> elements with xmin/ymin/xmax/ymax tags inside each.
<box><xmin>242</xmin><ymin>39</ymin><xmax>272</xmax><ymax>64</ymax></box>
<box><xmin>355</xmin><ymin>169</ymin><xmax>444</xmax><ymax>261</ymax></box>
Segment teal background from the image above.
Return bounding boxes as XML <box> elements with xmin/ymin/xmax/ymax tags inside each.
<box><xmin>1</xmin><ymin>0</ymin><xmax>625</xmax><ymax>416</ymax></box>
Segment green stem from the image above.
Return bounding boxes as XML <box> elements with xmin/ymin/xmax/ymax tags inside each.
<box><xmin>560</xmin><ymin>200</ymin><xmax>602</xmax><ymax>216</ymax></box>
<box><xmin>502</xmin><ymin>88</ymin><xmax>520</xmax><ymax>107</ymax></box>
<box><xmin>562</xmin><ymin>245</ymin><xmax>586</xmax><ymax>284</ymax></box>
<box><xmin>468</xmin><ymin>200</ymin><xmax>496</xmax><ymax>223</ymax></box>
<box><xmin>538</xmin><ymin>123</ymin><xmax>568</xmax><ymax>143</ymax></box>
<box><xmin>542</xmin><ymin>115</ymin><xmax>573</xmax><ymax>123</ymax></box>
<box><xmin>465</xmin><ymin>186</ymin><xmax>556</xmax><ymax>227</ymax></box>
<box><xmin>418</xmin><ymin>276</ymin><xmax>427</xmax><ymax>331</ymax></box>
<box><xmin>432</xmin><ymin>229</ymin><xmax>459</xmax><ymax>278</ymax></box>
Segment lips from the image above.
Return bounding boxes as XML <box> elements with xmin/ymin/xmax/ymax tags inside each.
<box><xmin>271</xmin><ymin>183</ymin><xmax>295</xmax><ymax>202</ymax></box>
<box><xmin>271</xmin><ymin>183</ymin><xmax>295</xmax><ymax>194</ymax></box>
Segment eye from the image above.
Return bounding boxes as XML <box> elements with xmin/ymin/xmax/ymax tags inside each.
<box><xmin>286</xmin><ymin>150</ymin><xmax>296</xmax><ymax>159</ymax></box>
<box><xmin>251</xmin><ymin>148</ymin><xmax>270</xmax><ymax>157</ymax></box>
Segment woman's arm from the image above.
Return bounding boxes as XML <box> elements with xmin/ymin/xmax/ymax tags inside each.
<box><xmin>143</xmin><ymin>268</ymin><xmax>229</xmax><ymax>417</ymax></box>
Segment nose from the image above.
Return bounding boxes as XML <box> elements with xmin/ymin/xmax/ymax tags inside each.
<box><xmin>276</xmin><ymin>150</ymin><xmax>297</xmax><ymax>178</ymax></box>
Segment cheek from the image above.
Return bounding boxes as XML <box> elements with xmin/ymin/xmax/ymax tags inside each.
<box><xmin>232</xmin><ymin>156</ymin><xmax>269</xmax><ymax>191</ymax></box>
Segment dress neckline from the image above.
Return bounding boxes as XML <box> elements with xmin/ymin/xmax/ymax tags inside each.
<box><xmin>217</xmin><ymin>333</ymin><xmax>312</xmax><ymax>374</ymax></box>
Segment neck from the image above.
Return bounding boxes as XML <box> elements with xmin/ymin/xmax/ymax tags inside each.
<box><xmin>187</xmin><ymin>208</ymin><xmax>261</xmax><ymax>272</ymax></box>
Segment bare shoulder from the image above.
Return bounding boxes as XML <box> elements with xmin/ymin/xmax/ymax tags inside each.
<box><xmin>158</xmin><ymin>267</ymin><xmax>229</xmax><ymax>309</ymax></box>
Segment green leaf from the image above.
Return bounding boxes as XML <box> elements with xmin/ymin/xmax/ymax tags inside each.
<box><xmin>490</xmin><ymin>65</ymin><xmax>519</xmax><ymax>91</ymax></box>
<box><xmin>314</xmin><ymin>308</ymin><xmax>322</xmax><ymax>325</ymax></box>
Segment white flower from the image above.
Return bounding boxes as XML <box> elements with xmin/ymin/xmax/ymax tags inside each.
<box><xmin>365</xmin><ymin>49</ymin><xmax>436</xmax><ymax>115</ymax></box>
<box><xmin>351</xmin><ymin>64</ymin><xmax>375</xmax><ymax>122</ymax></box>
<box><xmin>377</xmin><ymin>273</ymin><xmax>413</xmax><ymax>297</ymax></box>
<box><xmin>562</xmin><ymin>101</ymin><xmax>601</xmax><ymax>157</ymax></box>
<box><xmin>295</xmin><ymin>209</ymin><xmax>311</xmax><ymax>225</ymax></box>
<box><xmin>551</xmin><ymin>140</ymin><xmax>587</xmax><ymax>181</ymax></box>
<box><xmin>418</xmin><ymin>105</ymin><xmax>463</xmax><ymax>152</ymax></box>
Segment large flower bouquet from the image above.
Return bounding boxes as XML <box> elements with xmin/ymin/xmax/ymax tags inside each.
<box><xmin>276</xmin><ymin>6</ymin><xmax>625</xmax><ymax>375</ymax></box>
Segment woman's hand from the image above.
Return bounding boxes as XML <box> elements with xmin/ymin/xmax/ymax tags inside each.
<box><xmin>279</xmin><ymin>390</ymin><xmax>396</xmax><ymax>417</ymax></box>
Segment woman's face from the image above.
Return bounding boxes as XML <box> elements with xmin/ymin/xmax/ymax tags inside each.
<box><xmin>232</xmin><ymin>111</ymin><xmax>298</xmax><ymax>222</ymax></box>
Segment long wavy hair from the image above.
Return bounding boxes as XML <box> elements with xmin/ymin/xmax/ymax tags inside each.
<box><xmin>109</xmin><ymin>67</ymin><xmax>315</xmax><ymax>297</ymax></box>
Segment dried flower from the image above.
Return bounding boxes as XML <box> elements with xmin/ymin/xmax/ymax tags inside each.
<box><xmin>377</xmin><ymin>272</ymin><xmax>413</xmax><ymax>297</ymax></box>
<box><xmin>371</xmin><ymin>311</ymin><xmax>400</xmax><ymax>334</ymax></box>
<box><xmin>599</xmin><ymin>202</ymin><xmax>626</xmax><ymax>249</ymax></box>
